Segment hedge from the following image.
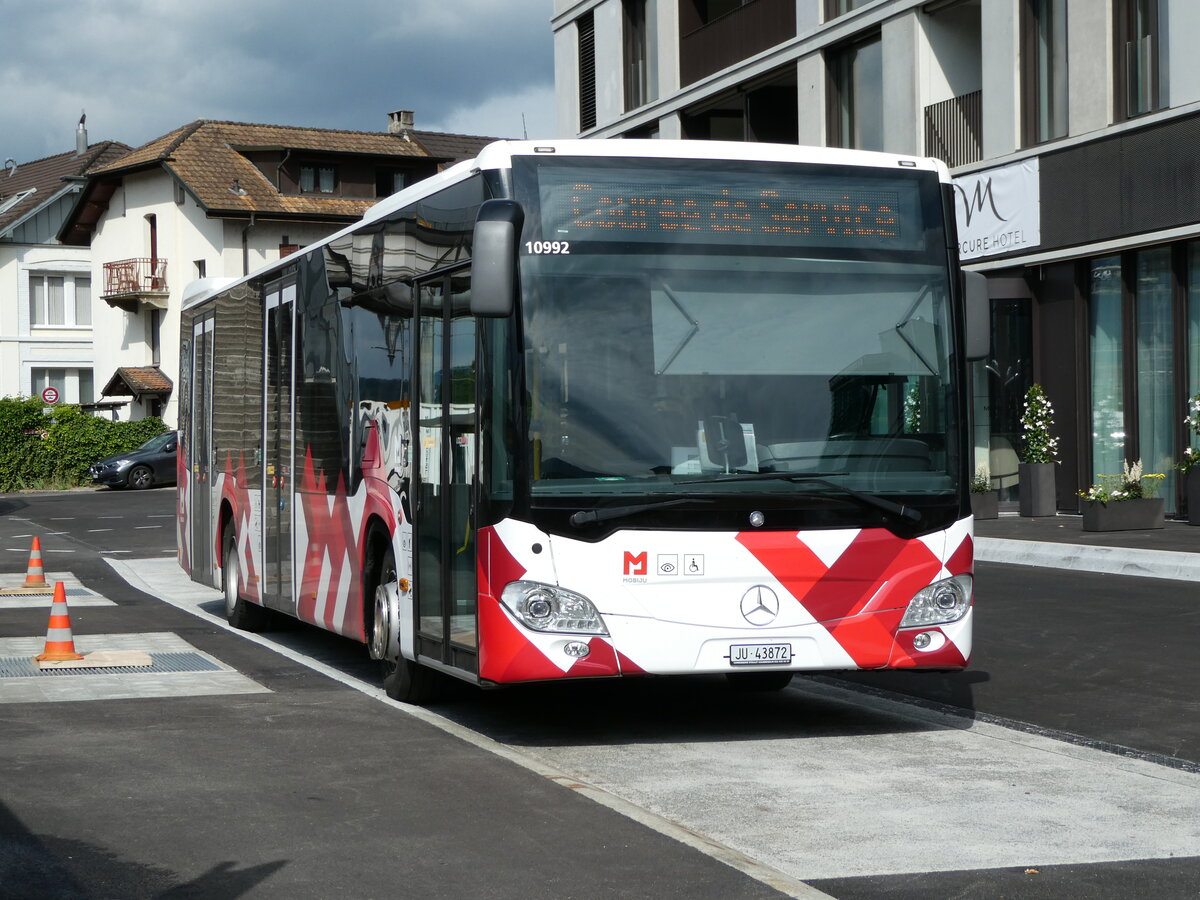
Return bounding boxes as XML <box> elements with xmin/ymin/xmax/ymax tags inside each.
<box><xmin>0</xmin><ymin>397</ymin><xmax>167</xmax><ymax>492</ymax></box>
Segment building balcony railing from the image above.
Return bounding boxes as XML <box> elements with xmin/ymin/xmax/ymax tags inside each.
<box><xmin>924</xmin><ymin>90</ymin><xmax>983</xmax><ymax>169</ymax></box>
<box><xmin>102</xmin><ymin>258</ymin><xmax>169</xmax><ymax>312</ymax></box>
<box><xmin>680</xmin><ymin>0</ymin><xmax>796</xmax><ymax>87</ymax></box>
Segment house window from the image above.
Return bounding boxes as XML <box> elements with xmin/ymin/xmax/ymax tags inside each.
<box><xmin>31</xmin><ymin>368</ymin><xmax>67</xmax><ymax>400</ymax></box>
<box><xmin>31</xmin><ymin>368</ymin><xmax>92</xmax><ymax>404</ymax></box>
<box><xmin>30</xmin><ymin>273</ymin><xmax>91</xmax><ymax>328</ymax></box>
<box><xmin>376</xmin><ymin>169</ymin><xmax>408</xmax><ymax>197</ymax></box>
<box><xmin>1114</xmin><ymin>0</ymin><xmax>1161</xmax><ymax>119</ymax></box>
<box><xmin>1022</xmin><ymin>0</ymin><xmax>1068</xmax><ymax>145</ymax></box>
<box><xmin>827</xmin><ymin>34</ymin><xmax>883</xmax><ymax>150</ymax></box>
<box><xmin>300</xmin><ymin>164</ymin><xmax>337</xmax><ymax>194</ymax></box>
<box><xmin>578</xmin><ymin>11</ymin><xmax>597</xmax><ymax>131</ymax></box>
<box><xmin>624</xmin><ymin>0</ymin><xmax>659</xmax><ymax>111</ymax></box>
<box><xmin>75</xmin><ymin>277</ymin><xmax>91</xmax><ymax>327</ymax></box>
<box><xmin>194</xmin><ymin>260</ymin><xmax>207</xmax><ymax>279</ymax></box>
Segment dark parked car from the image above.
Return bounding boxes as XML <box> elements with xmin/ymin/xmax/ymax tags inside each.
<box><xmin>89</xmin><ymin>432</ymin><xmax>177</xmax><ymax>490</ymax></box>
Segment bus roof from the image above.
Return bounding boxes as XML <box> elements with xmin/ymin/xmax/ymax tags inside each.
<box><xmin>182</xmin><ymin>139</ymin><xmax>948</xmax><ymax>310</ymax></box>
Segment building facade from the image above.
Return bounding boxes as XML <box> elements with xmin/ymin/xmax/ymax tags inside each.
<box><xmin>552</xmin><ymin>0</ymin><xmax>1200</xmax><ymax>514</ymax></box>
<box><xmin>58</xmin><ymin>115</ymin><xmax>495</xmax><ymax>427</ymax></box>
<box><xmin>0</xmin><ymin>122</ymin><xmax>129</xmax><ymax>408</ymax></box>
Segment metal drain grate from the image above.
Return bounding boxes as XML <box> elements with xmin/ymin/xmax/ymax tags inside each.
<box><xmin>0</xmin><ymin>651</ymin><xmax>222</xmax><ymax>678</ymax></box>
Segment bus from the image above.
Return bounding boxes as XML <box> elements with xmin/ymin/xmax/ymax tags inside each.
<box><xmin>178</xmin><ymin>139</ymin><xmax>989</xmax><ymax>703</ymax></box>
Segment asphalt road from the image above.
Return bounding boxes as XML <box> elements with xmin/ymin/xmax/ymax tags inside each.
<box><xmin>1</xmin><ymin>488</ymin><xmax>1197</xmax><ymax>899</ymax></box>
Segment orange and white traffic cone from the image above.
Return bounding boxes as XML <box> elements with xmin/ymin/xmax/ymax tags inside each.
<box><xmin>23</xmin><ymin>537</ymin><xmax>48</xmax><ymax>588</ymax></box>
<box><xmin>34</xmin><ymin>582</ymin><xmax>84</xmax><ymax>663</ymax></box>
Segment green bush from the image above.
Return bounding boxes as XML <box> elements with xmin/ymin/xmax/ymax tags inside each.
<box><xmin>0</xmin><ymin>396</ymin><xmax>167</xmax><ymax>492</ymax></box>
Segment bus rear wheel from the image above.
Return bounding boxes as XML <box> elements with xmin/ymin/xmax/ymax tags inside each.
<box><xmin>222</xmin><ymin>529</ymin><xmax>267</xmax><ymax>631</ymax></box>
<box><xmin>367</xmin><ymin>538</ymin><xmax>438</xmax><ymax>705</ymax></box>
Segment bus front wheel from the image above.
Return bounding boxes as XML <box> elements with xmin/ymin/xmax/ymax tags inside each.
<box><xmin>367</xmin><ymin>538</ymin><xmax>438</xmax><ymax>705</ymax></box>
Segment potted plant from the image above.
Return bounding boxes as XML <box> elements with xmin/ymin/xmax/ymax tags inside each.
<box><xmin>1178</xmin><ymin>393</ymin><xmax>1200</xmax><ymax>525</ymax></box>
<box><xmin>1078</xmin><ymin>459</ymin><xmax>1166</xmax><ymax>531</ymax></box>
<box><xmin>1019</xmin><ymin>383</ymin><xmax>1058</xmax><ymax>517</ymax></box>
<box><xmin>970</xmin><ymin>466</ymin><xmax>998</xmax><ymax>520</ymax></box>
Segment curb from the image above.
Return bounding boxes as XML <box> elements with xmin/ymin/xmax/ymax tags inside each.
<box><xmin>976</xmin><ymin>537</ymin><xmax>1200</xmax><ymax>582</ymax></box>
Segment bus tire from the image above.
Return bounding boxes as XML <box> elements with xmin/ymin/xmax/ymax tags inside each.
<box><xmin>725</xmin><ymin>671</ymin><xmax>794</xmax><ymax>692</ymax></box>
<box><xmin>367</xmin><ymin>538</ymin><xmax>438</xmax><ymax>705</ymax></box>
<box><xmin>223</xmin><ymin>528</ymin><xmax>267</xmax><ymax>631</ymax></box>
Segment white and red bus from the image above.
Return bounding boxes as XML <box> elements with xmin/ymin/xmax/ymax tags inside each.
<box><xmin>178</xmin><ymin>140</ymin><xmax>988</xmax><ymax>703</ymax></box>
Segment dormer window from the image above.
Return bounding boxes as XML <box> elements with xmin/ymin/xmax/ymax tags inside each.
<box><xmin>300</xmin><ymin>164</ymin><xmax>337</xmax><ymax>194</ymax></box>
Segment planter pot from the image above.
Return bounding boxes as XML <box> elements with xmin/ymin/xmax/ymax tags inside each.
<box><xmin>970</xmin><ymin>491</ymin><xmax>999</xmax><ymax>520</ymax></box>
<box><xmin>1189</xmin><ymin>469</ymin><xmax>1200</xmax><ymax>526</ymax></box>
<box><xmin>1018</xmin><ymin>462</ymin><xmax>1057</xmax><ymax>517</ymax></box>
<box><xmin>1081</xmin><ymin>498</ymin><xmax>1164</xmax><ymax>532</ymax></box>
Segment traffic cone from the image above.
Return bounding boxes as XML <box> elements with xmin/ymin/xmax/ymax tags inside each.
<box><xmin>23</xmin><ymin>537</ymin><xmax>48</xmax><ymax>587</ymax></box>
<box><xmin>34</xmin><ymin>582</ymin><xmax>84</xmax><ymax>663</ymax></box>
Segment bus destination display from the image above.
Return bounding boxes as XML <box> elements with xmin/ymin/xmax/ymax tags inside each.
<box><xmin>535</xmin><ymin>167</ymin><xmax>925</xmax><ymax>250</ymax></box>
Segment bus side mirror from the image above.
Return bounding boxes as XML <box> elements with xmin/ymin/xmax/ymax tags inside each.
<box><xmin>471</xmin><ymin>199</ymin><xmax>525</xmax><ymax>318</ymax></box>
<box><xmin>963</xmin><ymin>270</ymin><xmax>990</xmax><ymax>361</ymax></box>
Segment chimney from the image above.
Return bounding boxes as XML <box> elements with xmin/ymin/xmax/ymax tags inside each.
<box><xmin>76</xmin><ymin>112</ymin><xmax>88</xmax><ymax>157</ymax></box>
<box><xmin>387</xmin><ymin>109</ymin><xmax>414</xmax><ymax>141</ymax></box>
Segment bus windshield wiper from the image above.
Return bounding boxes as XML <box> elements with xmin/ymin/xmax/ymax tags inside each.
<box><xmin>675</xmin><ymin>472</ymin><xmax>921</xmax><ymax>523</ymax></box>
<box><xmin>569</xmin><ymin>497</ymin><xmax>715</xmax><ymax>527</ymax></box>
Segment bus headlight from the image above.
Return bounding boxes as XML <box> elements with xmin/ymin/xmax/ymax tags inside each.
<box><xmin>900</xmin><ymin>575</ymin><xmax>972</xmax><ymax>628</ymax></box>
<box><xmin>500</xmin><ymin>581</ymin><xmax>609</xmax><ymax>635</ymax></box>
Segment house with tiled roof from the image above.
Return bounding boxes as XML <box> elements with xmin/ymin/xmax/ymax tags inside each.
<box><xmin>0</xmin><ymin>119</ymin><xmax>129</xmax><ymax>407</ymax></box>
<box><xmin>58</xmin><ymin>111</ymin><xmax>498</xmax><ymax>424</ymax></box>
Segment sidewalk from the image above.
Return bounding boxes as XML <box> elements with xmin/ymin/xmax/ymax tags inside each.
<box><xmin>975</xmin><ymin>512</ymin><xmax>1200</xmax><ymax>581</ymax></box>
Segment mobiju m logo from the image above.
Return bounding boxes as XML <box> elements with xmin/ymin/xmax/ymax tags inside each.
<box><xmin>954</xmin><ymin>177</ymin><xmax>1008</xmax><ymax>228</ymax></box>
<box><xmin>623</xmin><ymin>551</ymin><xmax>648</xmax><ymax>576</ymax></box>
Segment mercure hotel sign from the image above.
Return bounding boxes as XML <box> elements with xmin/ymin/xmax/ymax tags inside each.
<box><xmin>952</xmin><ymin>158</ymin><xmax>1041</xmax><ymax>261</ymax></box>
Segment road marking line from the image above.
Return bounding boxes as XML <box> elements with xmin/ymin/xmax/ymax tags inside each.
<box><xmin>135</xmin><ymin>525</ymin><xmax>162</xmax><ymax>530</ymax></box>
<box><xmin>108</xmin><ymin>557</ymin><xmax>832</xmax><ymax>900</ymax></box>
<box><xmin>87</xmin><ymin>529</ymin><xmax>113</xmax><ymax>533</ymax></box>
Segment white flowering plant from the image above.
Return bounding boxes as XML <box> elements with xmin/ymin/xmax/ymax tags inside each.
<box><xmin>970</xmin><ymin>466</ymin><xmax>992</xmax><ymax>493</ymax></box>
<box><xmin>1078</xmin><ymin>459</ymin><xmax>1166</xmax><ymax>503</ymax></box>
<box><xmin>1020</xmin><ymin>384</ymin><xmax>1059</xmax><ymax>464</ymax></box>
<box><xmin>1177</xmin><ymin>393</ymin><xmax>1200</xmax><ymax>473</ymax></box>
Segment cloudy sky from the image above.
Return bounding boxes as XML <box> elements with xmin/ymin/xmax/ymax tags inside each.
<box><xmin>1</xmin><ymin>0</ymin><xmax>557</xmax><ymax>165</ymax></box>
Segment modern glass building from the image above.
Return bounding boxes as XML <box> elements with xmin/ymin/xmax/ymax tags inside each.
<box><xmin>552</xmin><ymin>0</ymin><xmax>1200</xmax><ymax>514</ymax></box>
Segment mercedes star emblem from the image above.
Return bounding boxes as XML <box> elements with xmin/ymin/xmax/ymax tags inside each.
<box><xmin>740</xmin><ymin>585</ymin><xmax>780</xmax><ymax>626</ymax></box>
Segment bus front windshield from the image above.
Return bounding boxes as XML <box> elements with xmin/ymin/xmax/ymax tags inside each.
<box><xmin>511</xmin><ymin>156</ymin><xmax>961</xmax><ymax>512</ymax></box>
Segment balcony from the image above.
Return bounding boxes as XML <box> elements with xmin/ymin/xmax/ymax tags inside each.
<box><xmin>103</xmin><ymin>258</ymin><xmax>169</xmax><ymax>312</ymax></box>
<box><xmin>679</xmin><ymin>0</ymin><xmax>796</xmax><ymax>87</ymax></box>
<box><xmin>924</xmin><ymin>91</ymin><xmax>982</xmax><ymax>169</ymax></box>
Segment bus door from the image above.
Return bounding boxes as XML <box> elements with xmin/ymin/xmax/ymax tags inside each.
<box><xmin>414</xmin><ymin>269</ymin><xmax>478</xmax><ymax>675</ymax></box>
<box><xmin>263</xmin><ymin>278</ymin><xmax>297</xmax><ymax>614</ymax></box>
<box><xmin>190</xmin><ymin>313</ymin><xmax>215</xmax><ymax>584</ymax></box>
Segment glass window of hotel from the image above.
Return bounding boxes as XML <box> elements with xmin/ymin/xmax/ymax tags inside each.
<box><xmin>1114</xmin><ymin>0</ymin><xmax>1161</xmax><ymax>119</ymax></box>
<box><xmin>623</xmin><ymin>0</ymin><xmax>658</xmax><ymax>111</ymax></box>
<box><xmin>827</xmin><ymin>34</ymin><xmax>883</xmax><ymax>151</ymax></box>
<box><xmin>824</xmin><ymin>0</ymin><xmax>872</xmax><ymax>19</ymax></box>
<box><xmin>1088</xmin><ymin>257</ymin><xmax>1125</xmax><ymax>482</ymax></box>
<box><xmin>1189</xmin><ymin>243</ymin><xmax>1200</xmax><ymax>400</ymax></box>
<box><xmin>1021</xmin><ymin>0</ymin><xmax>1068</xmax><ymax>145</ymax></box>
<box><xmin>1136</xmin><ymin>248</ymin><xmax>1175</xmax><ymax>507</ymax></box>
<box><xmin>578</xmin><ymin>11</ymin><xmax>597</xmax><ymax>130</ymax></box>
